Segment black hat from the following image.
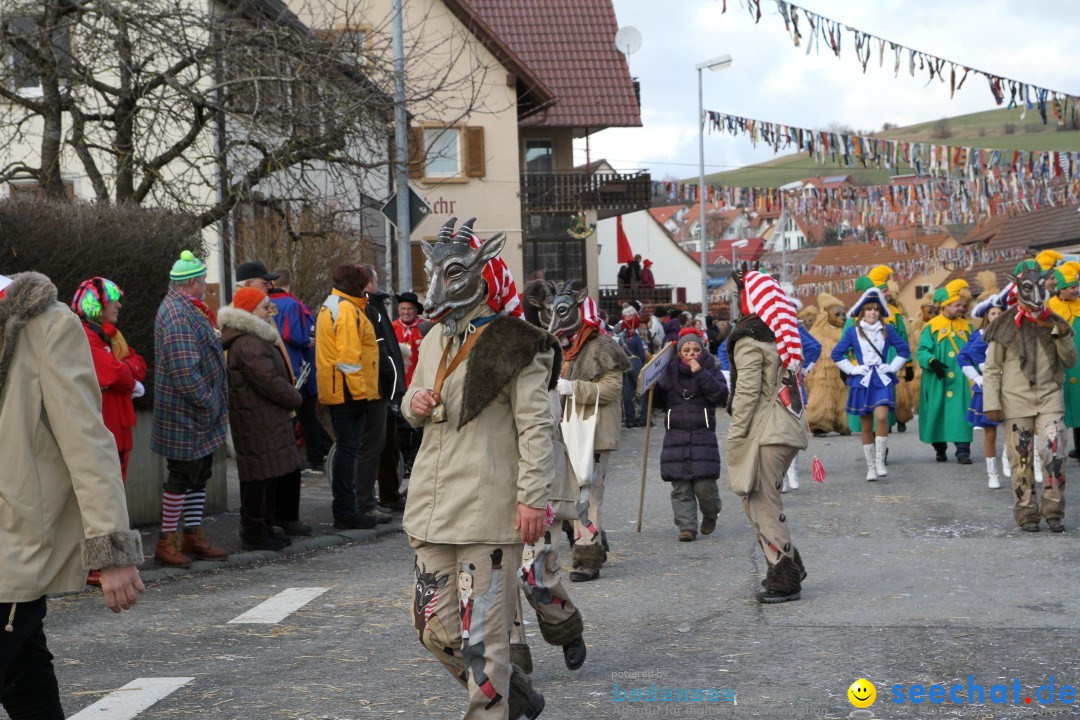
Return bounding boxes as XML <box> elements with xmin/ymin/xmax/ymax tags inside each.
<box><xmin>236</xmin><ymin>261</ymin><xmax>279</xmax><ymax>282</ymax></box>
<box><xmin>396</xmin><ymin>291</ymin><xmax>424</xmax><ymax>312</ymax></box>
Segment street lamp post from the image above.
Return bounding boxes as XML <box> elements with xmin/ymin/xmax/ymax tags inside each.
<box><xmin>697</xmin><ymin>54</ymin><xmax>733</xmax><ymax>316</ymax></box>
<box><xmin>729</xmin><ymin>239</ymin><xmax>749</xmax><ymax>321</ymax></box>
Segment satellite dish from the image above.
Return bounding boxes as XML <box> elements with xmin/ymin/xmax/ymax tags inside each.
<box><xmin>615</xmin><ymin>26</ymin><xmax>642</xmax><ymax>56</ymax></box>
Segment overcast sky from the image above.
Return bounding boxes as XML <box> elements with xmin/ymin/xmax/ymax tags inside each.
<box><xmin>575</xmin><ymin>0</ymin><xmax>1080</xmax><ymax>182</ymax></box>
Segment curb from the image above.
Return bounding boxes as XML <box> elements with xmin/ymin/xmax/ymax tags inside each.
<box><xmin>136</xmin><ymin>521</ymin><xmax>404</xmax><ymax>584</ymax></box>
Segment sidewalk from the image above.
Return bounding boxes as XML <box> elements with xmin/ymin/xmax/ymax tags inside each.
<box><xmin>134</xmin><ymin>459</ymin><xmax>404</xmax><ymax>584</ymax></box>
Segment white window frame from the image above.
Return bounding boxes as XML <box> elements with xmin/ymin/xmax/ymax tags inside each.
<box><xmin>423</xmin><ymin>125</ymin><xmax>463</xmax><ymax>180</ymax></box>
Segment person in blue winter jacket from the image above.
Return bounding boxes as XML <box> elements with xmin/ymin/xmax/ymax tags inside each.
<box><xmin>957</xmin><ymin>290</ymin><xmax>1008</xmax><ymax>489</ymax></box>
<box><xmin>832</xmin><ymin>288</ymin><xmax>910</xmax><ymax>482</ymax></box>
<box><xmin>269</xmin><ymin>269</ymin><xmax>332</xmax><ymax>476</ymax></box>
<box><xmin>658</xmin><ymin>328</ymin><xmax>729</xmax><ymax>542</ymax></box>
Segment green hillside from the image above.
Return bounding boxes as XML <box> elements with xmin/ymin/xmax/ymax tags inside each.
<box><xmin>699</xmin><ymin>107</ymin><xmax>1080</xmax><ymax>188</ymax></box>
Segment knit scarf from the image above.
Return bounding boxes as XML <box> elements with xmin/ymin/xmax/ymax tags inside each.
<box><xmin>85</xmin><ymin>320</ymin><xmax>131</xmax><ymax>360</ymax></box>
<box><xmin>562</xmin><ymin>324</ymin><xmax>596</xmax><ymax>371</ymax></box>
<box><xmin>184</xmin><ymin>293</ymin><xmax>217</xmax><ymax>327</ymax></box>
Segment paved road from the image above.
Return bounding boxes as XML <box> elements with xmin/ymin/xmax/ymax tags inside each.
<box><xmin>49</xmin><ymin>415</ymin><xmax>1080</xmax><ymax>719</ymax></box>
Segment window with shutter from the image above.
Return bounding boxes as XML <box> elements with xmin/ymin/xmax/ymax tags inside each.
<box><xmin>465</xmin><ymin>126</ymin><xmax>485</xmax><ymax>178</ymax></box>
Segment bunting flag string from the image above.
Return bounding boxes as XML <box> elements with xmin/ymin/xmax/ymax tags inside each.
<box><xmin>705</xmin><ymin>109</ymin><xmax>1080</xmax><ymax>177</ymax></box>
<box><xmin>724</xmin><ymin>1</ymin><xmax>1080</xmax><ymax>120</ymax></box>
<box><xmin>652</xmin><ymin>172</ymin><xmax>1080</xmax><ymax>229</ymax></box>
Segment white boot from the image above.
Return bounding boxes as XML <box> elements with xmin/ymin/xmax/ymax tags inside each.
<box><xmin>863</xmin><ymin>444</ymin><xmax>878</xmax><ymax>481</ymax></box>
<box><xmin>786</xmin><ymin>456</ymin><xmax>800</xmax><ymax>491</ymax></box>
<box><xmin>987</xmin><ymin>457</ymin><xmax>1001</xmax><ymax>489</ymax></box>
<box><xmin>875</xmin><ymin>437</ymin><xmax>888</xmax><ymax>477</ymax></box>
<box><xmin>1001</xmin><ymin>449</ymin><xmax>1012</xmax><ymax>478</ymax></box>
<box><xmin>1034</xmin><ymin>451</ymin><xmax>1044</xmax><ymax>484</ymax></box>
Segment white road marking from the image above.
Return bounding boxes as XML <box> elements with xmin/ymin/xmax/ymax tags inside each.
<box><xmin>68</xmin><ymin>677</ymin><xmax>192</xmax><ymax>719</ymax></box>
<box><xmin>227</xmin><ymin>587</ymin><xmax>329</xmax><ymax>624</ymax></box>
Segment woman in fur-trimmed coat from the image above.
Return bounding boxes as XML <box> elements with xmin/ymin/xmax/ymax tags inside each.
<box><xmin>219</xmin><ymin>288</ymin><xmax>303</xmax><ymax>551</ymax></box>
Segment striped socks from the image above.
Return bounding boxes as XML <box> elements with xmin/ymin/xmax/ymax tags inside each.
<box><xmin>183</xmin><ymin>490</ymin><xmax>206</xmax><ymax>529</ymax></box>
<box><xmin>161</xmin><ymin>491</ymin><xmax>185</xmax><ymax>533</ymax></box>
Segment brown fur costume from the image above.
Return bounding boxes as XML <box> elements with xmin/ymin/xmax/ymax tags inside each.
<box><xmin>888</xmin><ymin>290</ymin><xmax>916</xmax><ymax>425</ymax></box>
<box><xmin>805</xmin><ymin>292</ymin><xmax>849</xmax><ymax>435</ymax></box>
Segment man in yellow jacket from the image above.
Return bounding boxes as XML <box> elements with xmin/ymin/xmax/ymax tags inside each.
<box><xmin>316</xmin><ymin>264</ymin><xmax>381</xmax><ymax>529</ymax></box>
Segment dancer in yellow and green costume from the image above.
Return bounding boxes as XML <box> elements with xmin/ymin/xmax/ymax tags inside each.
<box><xmin>1048</xmin><ymin>260</ymin><xmax>1080</xmax><ymax>448</ymax></box>
<box><xmin>918</xmin><ymin>279</ymin><xmax>974</xmax><ymax>463</ymax></box>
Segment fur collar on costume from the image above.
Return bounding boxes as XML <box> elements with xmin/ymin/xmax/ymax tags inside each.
<box><xmin>725</xmin><ymin>314</ymin><xmax>774</xmax><ymax>414</ymax></box>
<box><xmin>459</xmin><ymin>317</ymin><xmax>562</xmax><ymax>429</ymax></box>
<box><xmin>984</xmin><ymin>306</ymin><xmax>1072</xmax><ymax>386</ymax></box>
<box><xmin>562</xmin><ymin>331</ymin><xmax>629</xmax><ymax>382</ymax></box>
<box><xmin>0</xmin><ymin>272</ymin><xmax>58</xmax><ymax>393</ymax></box>
<box><xmin>218</xmin><ymin>305</ymin><xmax>282</xmax><ymax>346</ymax></box>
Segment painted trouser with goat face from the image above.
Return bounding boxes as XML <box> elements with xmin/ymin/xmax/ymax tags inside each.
<box><xmin>571</xmin><ymin>451</ymin><xmax>611</xmax><ymax>575</ymax></box>
<box><xmin>743</xmin><ymin>444</ymin><xmax>799</xmax><ymax>566</ymax></box>
<box><xmin>510</xmin><ymin>529</ymin><xmax>584</xmax><ymax>652</ymax></box>
<box><xmin>411</xmin><ymin>540</ymin><xmax>536</xmax><ymax>720</ymax></box>
<box><xmin>1006</xmin><ymin>414</ymin><xmax>1066</xmax><ymax>526</ymax></box>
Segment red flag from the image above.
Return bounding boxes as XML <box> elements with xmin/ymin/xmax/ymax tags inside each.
<box><xmin>616</xmin><ymin>214</ymin><xmax>634</xmax><ymax>263</ymax></box>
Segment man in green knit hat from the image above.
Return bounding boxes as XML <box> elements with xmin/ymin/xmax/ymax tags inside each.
<box><xmin>151</xmin><ymin>250</ymin><xmax>229</xmax><ymax>566</ymax></box>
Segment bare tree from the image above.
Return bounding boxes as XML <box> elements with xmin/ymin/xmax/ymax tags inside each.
<box><xmin>0</xmin><ymin>0</ymin><xmax>496</xmax><ymax>240</ymax></box>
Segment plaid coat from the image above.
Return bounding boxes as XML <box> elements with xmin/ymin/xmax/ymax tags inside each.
<box><xmin>151</xmin><ymin>288</ymin><xmax>228</xmax><ymax>460</ymax></box>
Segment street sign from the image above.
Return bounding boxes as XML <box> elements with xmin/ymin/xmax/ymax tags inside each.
<box><xmin>637</xmin><ymin>342</ymin><xmax>674</xmax><ymax>395</ymax></box>
<box><xmin>381</xmin><ymin>187</ymin><xmax>431</xmax><ymax>230</ymax></box>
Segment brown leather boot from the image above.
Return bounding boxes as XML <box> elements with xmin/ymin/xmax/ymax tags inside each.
<box><xmin>155</xmin><ymin>533</ymin><xmax>192</xmax><ymax>567</ymax></box>
<box><xmin>181</xmin><ymin>527</ymin><xmax>228</xmax><ymax>560</ymax></box>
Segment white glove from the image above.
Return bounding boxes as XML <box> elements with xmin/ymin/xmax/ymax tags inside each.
<box><xmin>961</xmin><ymin>365</ymin><xmax>980</xmax><ymax>384</ymax></box>
<box><xmin>556</xmin><ymin>378</ymin><xmax>573</xmax><ymax>396</ymax></box>
<box><xmin>856</xmin><ymin>364</ymin><xmax>874</xmax><ymax>376</ymax></box>
<box><xmin>974</xmin><ymin>375</ymin><xmax>984</xmax><ymax>388</ymax></box>
<box><xmin>131</xmin><ymin>380</ymin><xmax>146</xmax><ymax>398</ymax></box>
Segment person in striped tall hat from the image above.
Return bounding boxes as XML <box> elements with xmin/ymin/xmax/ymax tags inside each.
<box><xmin>547</xmin><ymin>282</ymin><xmax>629</xmax><ymax>583</ymax></box>
<box><xmin>725</xmin><ymin>268</ymin><xmax>810</xmax><ymax>604</ymax></box>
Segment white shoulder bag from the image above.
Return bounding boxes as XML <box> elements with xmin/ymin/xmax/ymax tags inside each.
<box><xmin>559</xmin><ymin>392</ymin><xmax>600</xmax><ymax>488</ymax></box>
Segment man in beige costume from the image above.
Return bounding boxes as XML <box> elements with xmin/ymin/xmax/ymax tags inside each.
<box><xmin>547</xmin><ymin>283</ymin><xmax>629</xmax><ymax>583</ymax></box>
<box><xmin>403</xmin><ymin>219</ymin><xmax>554</xmax><ymax>719</ymax></box>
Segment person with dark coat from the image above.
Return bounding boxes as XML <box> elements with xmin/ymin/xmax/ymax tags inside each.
<box><xmin>662</xmin><ymin>308</ymin><xmax>683</xmax><ymax>345</ymax></box>
<box><xmin>219</xmin><ymin>287</ymin><xmax>303</xmax><ymax>551</ymax></box>
<box><xmin>361</xmin><ymin>266</ymin><xmax>407</xmax><ymax>518</ymax></box>
<box><xmin>658</xmin><ymin>329</ymin><xmax>729</xmax><ymax>541</ymax></box>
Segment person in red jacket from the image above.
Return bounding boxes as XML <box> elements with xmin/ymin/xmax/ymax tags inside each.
<box><xmin>72</xmin><ymin>277</ymin><xmax>147</xmax><ymax>484</ymax></box>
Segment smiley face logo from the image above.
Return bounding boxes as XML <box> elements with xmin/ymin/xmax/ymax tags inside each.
<box><xmin>848</xmin><ymin>678</ymin><xmax>876</xmax><ymax>708</ymax></box>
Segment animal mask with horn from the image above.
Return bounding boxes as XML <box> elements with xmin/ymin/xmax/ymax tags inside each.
<box><xmin>1007</xmin><ymin>262</ymin><xmax>1053</xmax><ymax>325</ymax></box>
<box><xmin>420</xmin><ymin>217</ymin><xmax>507</xmax><ymax>336</ymax></box>
<box><xmin>524</xmin><ymin>279</ymin><xmax>557</xmax><ymax>329</ymax></box>
<box><xmin>547</xmin><ymin>281</ymin><xmax>591</xmax><ymax>342</ymax></box>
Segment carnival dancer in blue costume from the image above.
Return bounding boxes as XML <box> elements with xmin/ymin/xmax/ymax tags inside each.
<box><xmin>831</xmin><ymin>288</ymin><xmax>910</xmax><ymax>481</ymax></box>
<box><xmin>957</xmin><ymin>290</ymin><xmax>1008</xmax><ymax>489</ymax></box>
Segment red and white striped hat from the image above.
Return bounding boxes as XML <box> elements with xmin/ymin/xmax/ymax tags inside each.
<box><xmin>578</xmin><ymin>294</ymin><xmax>602</xmax><ymax>330</ymax></box>
<box><xmin>741</xmin><ymin>270</ymin><xmax>803</xmax><ymax>371</ymax></box>
<box><xmin>463</xmin><ymin>227</ymin><xmax>522</xmax><ymax>318</ymax></box>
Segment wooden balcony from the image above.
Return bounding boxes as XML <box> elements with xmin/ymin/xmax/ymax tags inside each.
<box><xmin>521</xmin><ymin>171</ymin><xmax>651</xmax><ymax>215</ymax></box>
